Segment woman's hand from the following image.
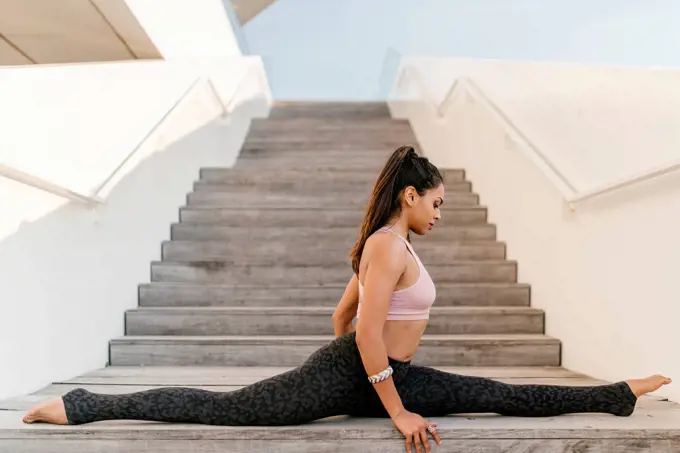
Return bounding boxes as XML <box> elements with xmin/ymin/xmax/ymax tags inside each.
<box><xmin>392</xmin><ymin>410</ymin><xmax>442</xmax><ymax>453</ymax></box>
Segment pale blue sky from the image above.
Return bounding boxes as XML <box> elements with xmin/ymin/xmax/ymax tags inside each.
<box><xmin>243</xmin><ymin>0</ymin><xmax>680</xmax><ymax>99</ymax></box>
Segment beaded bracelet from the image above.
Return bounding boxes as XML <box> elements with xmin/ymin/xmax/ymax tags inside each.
<box><xmin>367</xmin><ymin>365</ymin><xmax>394</xmax><ymax>384</ymax></box>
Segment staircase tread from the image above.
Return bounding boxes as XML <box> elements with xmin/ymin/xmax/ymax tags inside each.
<box><xmin>194</xmin><ymin>179</ymin><xmax>471</xmax><ymax>186</ymax></box>
<box><xmin>128</xmin><ymin>306</ymin><xmax>544</xmax><ymax>313</ymax></box>
<box><xmin>5</xmin><ymin>409</ymin><xmax>680</xmax><ymax>438</ymax></box>
<box><xmin>180</xmin><ymin>205</ymin><xmax>486</xmax><ymax>211</ymax></box>
<box><xmin>140</xmin><ymin>282</ymin><xmax>531</xmax><ymax>289</ymax></box>
<box><xmin>199</xmin><ymin>166</ymin><xmax>466</xmax><ymax>172</ymax></box>
<box><xmin>164</xmin><ymin>238</ymin><xmax>502</xmax><ymax>244</ymax></box>
<box><xmin>112</xmin><ymin>334</ymin><xmax>558</xmax><ymax>343</ymax></box>
<box><xmin>185</xmin><ymin>201</ymin><xmax>480</xmax><ymax>209</ymax></box>
<box><xmin>251</xmin><ymin>117</ymin><xmax>409</xmax><ymax>121</ymax></box>
<box><xmin>152</xmin><ymin>260</ymin><xmax>517</xmax><ymax>265</ymax></box>
<box><xmin>68</xmin><ymin>365</ymin><xmax>585</xmax><ymax>379</ymax></box>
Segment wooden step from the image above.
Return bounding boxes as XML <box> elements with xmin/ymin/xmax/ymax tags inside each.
<box><xmin>109</xmin><ymin>334</ymin><xmax>560</xmax><ymax>367</ymax></box>
<box><xmin>179</xmin><ymin>206</ymin><xmax>485</xmax><ymax>226</ymax></box>
<box><xmin>169</xmin><ymin>224</ymin><xmax>496</xmax><ymax>242</ymax></box>
<box><xmin>244</xmin><ymin>130</ymin><xmax>417</xmax><ymax>142</ymax></box>
<box><xmin>3</xmin><ymin>365</ymin><xmax>678</xmax><ymax>452</ymax></box>
<box><xmin>250</xmin><ymin>117</ymin><xmax>412</xmax><ymax>131</ymax></box>
<box><xmin>186</xmin><ymin>191</ymin><xmax>479</xmax><ymax>208</ymax></box>
<box><xmin>269</xmin><ymin>102</ymin><xmax>391</xmax><ymax>118</ymax></box>
<box><xmin>247</xmin><ymin>125</ymin><xmax>413</xmax><ymax>137</ymax></box>
<box><xmin>236</xmin><ymin>149</ymin><xmax>398</xmax><ymax>165</ymax></box>
<box><xmin>237</xmin><ymin>147</ymin><xmax>400</xmax><ymax>159</ymax></box>
<box><xmin>161</xmin><ymin>240</ymin><xmax>505</xmax><ymax>264</ymax></box>
<box><xmin>149</xmin><ymin>261</ymin><xmax>518</xmax><ymax>285</ymax></box>
<box><xmin>57</xmin><ymin>365</ymin><xmax>588</xmax><ymax>385</ymax></box>
<box><xmin>1</xmin><ymin>366</ymin><xmax>591</xmax><ymax>397</ymax></box>
<box><xmin>233</xmin><ymin>150</ymin><xmax>420</xmax><ymax>168</ymax></box>
<box><xmin>5</xmin><ymin>412</ymin><xmax>678</xmax><ymax>453</ymax></box>
<box><xmin>125</xmin><ymin>306</ymin><xmax>545</xmax><ymax>336</ymax></box>
<box><xmin>234</xmin><ymin>140</ymin><xmax>422</xmax><ymax>152</ymax></box>
<box><xmin>192</xmin><ymin>179</ymin><xmax>472</xmax><ymax>193</ymax></box>
<box><xmin>199</xmin><ymin>167</ymin><xmax>466</xmax><ymax>183</ymax></box>
<box><xmin>138</xmin><ymin>283</ymin><xmax>532</xmax><ymax>308</ymax></box>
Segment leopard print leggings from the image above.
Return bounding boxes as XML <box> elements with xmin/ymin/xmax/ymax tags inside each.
<box><xmin>63</xmin><ymin>333</ymin><xmax>637</xmax><ymax>425</ymax></box>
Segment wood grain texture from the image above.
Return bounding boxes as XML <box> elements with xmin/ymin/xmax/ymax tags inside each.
<box><xmin>67</xmin><ymin>365</ymin><xmax>584</xmax><ymax>381</ymax></box>
<box><xmin>3</xmin><ymin>410</ymin><xmax>680</xmax><ymax>439</ymax></box>
<box><xmin>149</xmin><ymin>261</ymin><xmax>518</xmax><ymax>285</ymax></box>
<box><xmin>193</xmin><ymin>179</ymin><xmax>472</xmax><ymax>193</ymax></box>
<box><xmin>268</xmin><ymin>102</ymin><xmax>391</xmax><ymax>118</ymax></box>
<box><xmin>108</xmin><ymin>335</ymin><xmax>560</xmax><ymax>367</ymax></box>
<box><xmin>161</xmin><ymin>240</ymin><xmax>506</xmax><ymax>264</ymax></box>
<box><xmin>198</xmin><ymin>167</ymin><xmax>466</xmax><ymax>183</ymax></box>
<box><xmin>2</xmin><ymin>438</ymin><xmax>678</xmax><ymax>453</ymax></box>
<box><xmin>137</xmin><ymin>282</ymin><xmax>531</xmax><ymax>308</ymax></box>
<box><xmin>185</xmin><ymin>190</ymin><xmax>480</xmax><ymax>208</ymax></box>
<box><xmin>168</xmin><ymin>224</ymin><xmax>495</xmax><ymax>242</ymax></box>
<box><xmin>124</xmin><ymin>306</ymin><xmax>544</xmax><ymax>336</ymax></box>
<box><xmin>178</xmin><ymin>204</ymin><xmax>481</xmax><ymax>225</ymax></box>
<box><xmin>248</xmin><ymin>117</ymin><xmax>412</xmax><ymax>131</ymax></box>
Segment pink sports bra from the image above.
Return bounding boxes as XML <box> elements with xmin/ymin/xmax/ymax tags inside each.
<box><xmin>357</xmin><ymin>226</ymin><xmax>437</xmax><ymax>321</ymax></box>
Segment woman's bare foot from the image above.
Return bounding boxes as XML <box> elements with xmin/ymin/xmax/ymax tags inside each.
<box><xmin>22</xmin><ymin>398</ymin><xmax>68</xmax><ymax>425</ymax></box>
<box><xmin>625</xmin><ymin>375</ymin><xmax>672</xmax><ymax>398</ymax></box>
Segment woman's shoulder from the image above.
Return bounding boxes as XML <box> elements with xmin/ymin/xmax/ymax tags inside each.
<box><xmin>364</xmin><ymin>230</ymin><xmax>409</xmax><ymax>264</ymax></box>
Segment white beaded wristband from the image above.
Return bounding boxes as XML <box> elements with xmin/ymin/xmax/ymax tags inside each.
<box><xmin>367</xmin><ymin>365</ymin><xmax>394</xmax><ymax>384</ymax></box>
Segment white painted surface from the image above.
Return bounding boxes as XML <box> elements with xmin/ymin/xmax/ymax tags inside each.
<box><xmin>395</xmin><ymin>57</ymin><xmax>680</xmax><ymax>197</ymax></box>
<box><xmin>91</xmin><ymin>0</ymin><xmax>161</xmax><ymax>59</ymax></box>
<box><xmin>245</xmin><ymin>0</ymin><xmax>680</xmax><ymax>99</ymax></box>
<box><xmin>125</xmin><ymin>0</ymin><xmax>242</xmax><ymax>59</ymax></box>
<box><xmin>0</xmin><ymin>0</ymin><xmax>161</xmax><ymax>64</ymax></box>
<box><xmin>0</xmin><ymin>58</ymin><xmax>271</xmax><ymax>399</ymax></box>
<box><xmin>0</xmin><ymin>0</ymin><xmax>242</xmax><ymax>65</ymax></box>
<box><xmin>391</xmin><ymin>59</ymin><xmax>680</xmax><ymax>402</ymax></box>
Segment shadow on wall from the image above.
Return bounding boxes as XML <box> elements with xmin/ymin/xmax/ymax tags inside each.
<box><xmin>0</xmin><ymin>98</ymin><xmax>265</xmax><ymax>400</ymax></box>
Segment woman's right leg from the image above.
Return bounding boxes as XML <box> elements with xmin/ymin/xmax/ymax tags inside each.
<box><xmin>26</xmin><ymin>333</ymin><xmax>369</xmax><ymax>426</ymax></box>
<box><xmin>397</xmin><ymin>366</ymin><xmax>671</xmax><ymax>418</ymax></box>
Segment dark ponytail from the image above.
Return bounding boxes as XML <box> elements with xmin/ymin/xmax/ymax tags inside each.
<box><xmin>350</xmin><ymin>145</ymin><xmax>443</xmax><ymax>275</ymax></box>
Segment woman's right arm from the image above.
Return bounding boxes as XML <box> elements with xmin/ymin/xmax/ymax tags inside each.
<box><xmin>355</xmin><ymin>234</ymin><xmax>407</xmax><ymax>418</ymax></box>
<box><xmin>355</xmin><ymin>235</ymin><xmax>440</xmax><ymax>453</ymax></box>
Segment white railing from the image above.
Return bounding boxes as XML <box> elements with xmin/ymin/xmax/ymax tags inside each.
<box><xmin>396</xmin><ymin>65</ymin><xmax>680</xmax><ymax>208</ymax></box>
<box><xmin>0</xmin><ymin>163</ymin><xmax>105</xmax><ymax>204</ymax></box>
<box><xmin>0</xmin><ymin>66</ymin><xmax>258</xmax><ymax>206</ymax></box>
<box><xmin>88</xmin><ymin>76</ymin><xmax>207</xmax><ymax>203</ymax></box>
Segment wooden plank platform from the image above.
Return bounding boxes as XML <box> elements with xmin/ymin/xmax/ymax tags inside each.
<box><xmin>1</xmin><ymin>367</ymin><xmax>679</xmax><ymax>452</ymax></box>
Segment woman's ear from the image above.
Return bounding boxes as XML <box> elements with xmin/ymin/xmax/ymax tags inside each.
<box><xmin>403</xmin><ymin>186</ymin><xmax>417</xmax><ymax>206</ymax></box>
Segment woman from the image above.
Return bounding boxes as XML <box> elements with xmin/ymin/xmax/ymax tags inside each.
<box><xmin>24</xmin><ymin>146</ymin><xmax>671</xmax><ymax>453</ymax></box>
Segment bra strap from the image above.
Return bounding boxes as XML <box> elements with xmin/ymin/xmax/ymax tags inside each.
<box><xmin>379</xmin><ymin>226</ymin><xmax>414</xmax><ymax>252</ymax></box>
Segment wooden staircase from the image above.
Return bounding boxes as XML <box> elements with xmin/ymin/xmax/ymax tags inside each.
<box><xmin>114</xmin><ymin>102</ymin><xmax>558</xmax><ymax>368</ymax></box>
<box><xmin>2</xmin><ymin>102</ymin><xmax>678</xmax><ymax>452</ymax></box>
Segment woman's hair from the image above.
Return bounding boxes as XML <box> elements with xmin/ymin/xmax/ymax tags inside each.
<box><xmin>350</xmin><ymin>145</ymin><xmax>443</xmax><ymax>275</ymax></box>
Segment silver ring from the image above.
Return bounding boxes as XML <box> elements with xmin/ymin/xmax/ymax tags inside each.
<box><xmin>427</xmin><ymin>425</ymin><xmax>436</xmax><ymax>433</ymax></box>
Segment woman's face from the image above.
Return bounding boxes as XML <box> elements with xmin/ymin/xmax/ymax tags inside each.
<box><xmin>405</xmin><ymin>183</ymin><xmax>445</xmax><ymax>235</ymax></box>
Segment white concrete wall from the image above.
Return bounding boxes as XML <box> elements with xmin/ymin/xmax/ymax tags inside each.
<box><xmin>390</xmin><ymin>59</ymin><xmax>680</xmax><ymax>402</ymax></box>
<box><xmin>244</xmin><ymin>0</ymin><xmax>680</xmax><ymax>99</ymax></box>
<box><xmin>0</xmin><ymin>58</ymin><xmax>271</xmax><ymax>399</ymax></box>
<box><xmin>125</xmin><ymin>0</ymin><xmax>243</xmax><ymax>59</ymax></box>
<box><xmin>398</xmin><ymin>57</ymin><xmax>680</xmax><ymax>192</ymax></box>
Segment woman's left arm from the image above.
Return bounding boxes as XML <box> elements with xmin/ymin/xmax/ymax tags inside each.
<box><xmin>332</xmin><ymin>274</ymin><xmax>360</xmax><ymax>337</ymax></box>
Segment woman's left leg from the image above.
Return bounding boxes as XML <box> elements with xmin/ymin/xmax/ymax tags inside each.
<box><xmin>24</xmin><ymin>333</ymin><xmax>369</xmax><ymax>426</ymax></box>
<box><xmin>397</xmin><ymin>366</ymin><xmax>643</xmax><ymax>418</ymax></box>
